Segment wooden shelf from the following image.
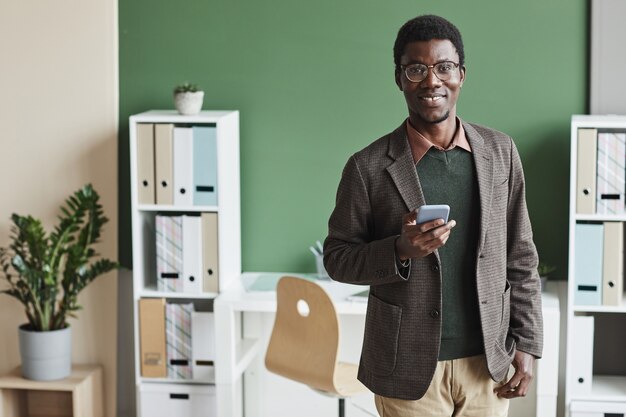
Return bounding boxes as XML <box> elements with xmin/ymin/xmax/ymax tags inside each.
<box><xmin>0</xmin><ymin>364</ymin><xmax>103</xmax><ymax>417</ymax></box>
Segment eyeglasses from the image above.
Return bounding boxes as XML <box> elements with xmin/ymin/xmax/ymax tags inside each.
<box><xmin>400</xmin><ymin>61</ymin><xmax>460</xmax><ymax>83</ymax></box>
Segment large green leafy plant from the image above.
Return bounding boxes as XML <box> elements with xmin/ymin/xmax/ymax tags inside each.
<box><xmin>0</xmin><ymin>184</ymin><xmax>118</xmax><ymax>331</ymax></box>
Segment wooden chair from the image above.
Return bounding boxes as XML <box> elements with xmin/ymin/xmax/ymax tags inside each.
<box><xmin>265</xmin><ymin>276</ymin><xmax>369</xmax><ymax>416</ymax></box>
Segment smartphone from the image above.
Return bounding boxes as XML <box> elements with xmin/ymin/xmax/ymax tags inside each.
<box><xmin>416</xmin><ymin>204</ymin><xmax>450</xmax><ymax>224</ymax></box>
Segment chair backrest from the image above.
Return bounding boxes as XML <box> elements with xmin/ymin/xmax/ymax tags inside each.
<box><xmin>265</xmin><ymin>276</ymin><xmax>340</xmax><ymax>393</ymax></box>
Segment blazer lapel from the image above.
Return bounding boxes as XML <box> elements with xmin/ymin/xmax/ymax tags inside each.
<box><xmin>386</xmin><ymin>123</ymin><xmax>426</xmax><ymax>212</ymax></box>
<box><xmin>463</xmin><ymin>121</ymin><xmax>493</xmax><ymax>255</ymax></box>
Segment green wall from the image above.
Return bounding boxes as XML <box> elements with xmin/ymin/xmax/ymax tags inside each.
<box><xmin>119</xmin><ymin>0</ymin><xmax>588</xmax><ymax>278</ymax></box>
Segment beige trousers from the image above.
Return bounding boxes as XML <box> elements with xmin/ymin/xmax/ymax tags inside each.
<box><xmin>375</xmin><ymin>355</ymin><xmax>509</xmax><ymax>417</ymax></box>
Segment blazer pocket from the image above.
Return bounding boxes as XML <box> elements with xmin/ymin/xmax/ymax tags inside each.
<box><xmin>496</xmin><ymin>280</ymin><xmax>511</xmax><ymax>349</ymax></box>
<box><xmin>361</xmin><ymin>293</ymin><xmax>402</xmax><ymax>376</ymax></box>
<box><xmin>493</xmin><ymin>179</ymin><xmax>509</xmax><ymax>202</ymax></box>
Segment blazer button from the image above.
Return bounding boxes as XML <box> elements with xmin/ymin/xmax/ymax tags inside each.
<box><xmin>430</xmin><ymin>309</ymin><xmax>440</xmax><ymax>319</ymax></box>
<box><xmin>431</xmin><ymin>265</ymin><xmax>440</xmax><ymax>272</ymax></box>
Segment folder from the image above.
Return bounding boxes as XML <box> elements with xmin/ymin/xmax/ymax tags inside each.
<box><xmin>574</xmin><ymin>223</ymin><xmax>603</xmax><ymax>306</ymax></box>
<box><xmin>136</xmin><ymin>123</ymin><xmax>156</xmax><ymax>205</ymax></box>
<box><xmin>596</xmin><ymin>132</ymin><xmax>626</xmax><ymax>215</ymax></box>
<box><xmin>602</xmin><ymin>222</ymin><xmax>624</xmax><ymax>306</ymax></box>
<box><xmin>576</xmin><ymin>129</ymin><xmax>597</xmax><ymax>214</ymax></box>
<box><xmin>173</xmin><ymin>127</ymin><xmax>194</xmax><ymax>207</ymax></box>
<box><xmin>156</xmin><ymin>215</ymin><xmax>183</xmax><ymax>292</ymax></box>
<box><xmin>201</xmin><ymin>212</ymin><xmax>219</xmax><ymax>293</ymax></box>
<box><xmin>139</xmin><ymin>298</ymin><xmax>167</xmax><ymax>378</ymax></box>
<box><xmin>191</xmin><ymin>311</ymin><xmax>215</xmax><ymax>381</ymax></box>
<box><xmin>155</xmin><ymin>124</ymin><xmax>174</xmax><ymax>205</ymax></box>
<box><xmin>193</xmin><ymin>126</ymin><xmax>218</xmax><ymax>206</ymax></box>
<box><xmin>165</xmin><ymin>302</ymin><xmax>194</xmax><ymax>380</ymax></box>
<box><xmin>568</xmin><ymin>315</ymin><xmax>594</xmax><ymax>397</ymax></box>
<box><xmin>182</xmin><ymin>215</ymin><xmax>203</xmax><ymax>294</ymax></box>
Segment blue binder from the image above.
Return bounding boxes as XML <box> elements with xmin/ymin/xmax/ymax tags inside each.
<box><xmin>574</xmin><ymin>223</ymin><xmax>603</xmax><ymax>306</ymax></box>
<box><xmin>192</xmin><ymin>126</ymin><xmax>218</xmax><ymax>206</ymax></box>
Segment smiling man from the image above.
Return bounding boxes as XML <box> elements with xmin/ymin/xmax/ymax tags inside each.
<box><xmin>324</xmin><ymin>15</ymin><xmax>543</xmax><ymax>417</ymax></box>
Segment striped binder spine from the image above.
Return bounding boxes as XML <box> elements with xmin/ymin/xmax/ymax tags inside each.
<box><xmin>596</xmin><ymin>132</ymin><xmax>626</xmax><ymax>214</ymax></box>
<box><xmin>156</xmin><ymin>215</ymin><xmax>184</xmax><ymax>292</ymax></box>
<box><xmin>165</xmin><ymin>303</ymin><xmax>194</xmax><ymax>380</ymax></box>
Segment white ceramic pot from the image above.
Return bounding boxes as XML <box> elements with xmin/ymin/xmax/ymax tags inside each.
<box><xmin>18</xmin><ymin>324</ymin><xmax>72</xmax><ymax>380</ymax></box>
<box><xmin>174</xmin><ymin>91</ymin><xmax>204</xmax><ymax>115</ymax></box>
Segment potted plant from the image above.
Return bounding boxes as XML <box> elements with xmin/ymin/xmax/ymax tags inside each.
<box><xmin>0</xmin><ymin>184</ymin><xmax>118</xmax><ymax>380</ymax></box>
<box><xmin>173</xmin><ymin>82</ymin><xmax>204</xmax><ymax>115</ymax></box>
<box><xmin>537</xmin><ymin>261</ymin><xmax>556</xmax><ymax>291</ymax></box>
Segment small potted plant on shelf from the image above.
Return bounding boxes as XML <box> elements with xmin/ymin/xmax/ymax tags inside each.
<box><xmin>173</xmin><ymin>82</ymin><xmax>204</xmax><ymax>115</ymax></box>
<box><xmin>0</xmin><ymin>184</ymin><xmax>118</xmax><ymax>381</ymax></box>
<box><xmin>537</xmin><ymin>261</ymin><xmax>556</xmax><ymax>291</ymax></box>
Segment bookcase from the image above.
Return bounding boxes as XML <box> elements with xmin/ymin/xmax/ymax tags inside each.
<box><xmin>129</xmin><ymin>110</ymin><xmax>240</xmax><ymax>417</ymax></box>
<box><xmin>567</xmin><ymin>115</ymin><xmax>626</xmax><ymax>417</ymax></box>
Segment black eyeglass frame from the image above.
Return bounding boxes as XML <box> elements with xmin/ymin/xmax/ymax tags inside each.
<box><xmin>400</xmin><ymin>61</ymin><xmax>461</xmax><ymax>83</ymax></box>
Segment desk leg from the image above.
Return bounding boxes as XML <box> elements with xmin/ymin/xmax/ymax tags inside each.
<box><xmin>215</xmin><ymin>299</ymin><xmax>243</xmax><ymax>417</ymax></box>
<box><xmin>243</xmin><ymin>312</ymin><xmax>264</xmax><ymax>417</ymax></box>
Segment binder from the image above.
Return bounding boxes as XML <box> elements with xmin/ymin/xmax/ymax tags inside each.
<box><xmin>165</xmin><ymin>303</ymin><xmax>193</xmax><ymax>380</ymax></box>
<box><xmin>576</xmin><ymin>129</ymin><xmax>597</xmax><ymax>214</ymax></box>
<box><xmin>568</xmin><ymin>315</ymin><xmax>594</xmax><ymax>397</ymax></box>
<box><xmin>574</xmin><ymin>223</ymin><xmax>603</xmax><ymax>306</ymax></box>
<box><xmin>602</xmin><ymin>222</ymin><xmax>624</xmax><ymax>306</ymax></box>
<box><xmin>139</xmin><ymin>298</ymin><xmax>167</xmax><ymax>378</ymax></box>
<box><xmin>173</xmin><ymin>127</ymin><xmax>194</xmax><ymax>207</ymax></box>
<box><xmin>182</xmin><ymin>215</ymin><xmax>203</xmax><ymax>294</ymax></box>
<box><xmin>596</xmin><ymin>132</ymin><xmax>626</xmax><ymax>214</ymax></box>
<box><xmin>155</xmin><ymin>124</ymin><xmax>174</xmax><ymax>205</ymax></box>
<box><xmin>191</xmin><ymin>311</ymin><xmax>215</xmax><ymax>381</ymax></box>
<box><xmin>201</xmin><ymin>212</ymin><xmax>219</xmax><ymax>293</ymax></box>
<box><xmin>136</xmin><ymin>123</ymin><xmax>156</xmax><ymax>205</ymax></box>
<box><xmin>156</xmin><ymin>215</ymin><xmax>184</xmax><ymax>292</ymax></box>
<box><xmin>193</xmin><ymin>126</ymin><xmax>218</xmax><ymax>206</ymax></box>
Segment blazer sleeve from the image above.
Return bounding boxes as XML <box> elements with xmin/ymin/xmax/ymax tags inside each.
<box><xmin>323</xmin><ymin>155</ymin><xmax>409</xmax><ymax>285</ymax></box>
<box><xmin>506</xmin><ymin>139</ymin><xmax>544</xmax><ymax>358</ymax></box>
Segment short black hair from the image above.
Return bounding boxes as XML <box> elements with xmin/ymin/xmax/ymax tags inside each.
<box><xmin>393</xmin><ymin>15</ymin><xmax>465</xmax><ymax>71</ymax></box>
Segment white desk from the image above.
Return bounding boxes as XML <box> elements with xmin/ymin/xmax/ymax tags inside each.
<box><xmin>214</xmin><ymin>273</ymin><xmax>560</xmax><ymax>417</ymax></box>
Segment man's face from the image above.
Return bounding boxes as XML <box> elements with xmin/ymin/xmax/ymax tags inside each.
<box><xmin>395</xmin><ymin>39</ymin><xmax>465</xmax><ymax>125</ymax></box>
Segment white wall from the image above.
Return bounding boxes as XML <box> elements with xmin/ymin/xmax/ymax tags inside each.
<box><xmin>0</xmin><ymin>0</ymin><xmax>118</xmax><ymax>416</ymax></box>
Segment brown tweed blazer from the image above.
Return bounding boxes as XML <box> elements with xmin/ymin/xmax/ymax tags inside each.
<box><xmin>323</xmin><ymin>120</ymin><xmax>543</xmax><ymax>400</ymax></box>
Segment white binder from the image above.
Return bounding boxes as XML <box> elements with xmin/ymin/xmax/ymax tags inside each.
<box><xmin>569</xmin><ymin>315</ymin><xmax>594</xmax><ymax>397</ymax></box>
<box><xmin>191</xmin><ymin>311</ymin><xmax>215</xmax><ymax>381</ymax></box>
<box><xmin>173</xmin><ymin>127</ymin><xmax>194</xmax><ymax>207</ymax></box>
<box><xmin>182</xmin><ymin>215</ymin><xmax>203</xmax><ymax>294</ymax></box>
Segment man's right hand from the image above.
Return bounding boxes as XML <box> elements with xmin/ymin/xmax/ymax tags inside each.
<box><xmin>395</xmin><ymin>209</ymin><xmax>456</xmax><ymax>261</ymax></box>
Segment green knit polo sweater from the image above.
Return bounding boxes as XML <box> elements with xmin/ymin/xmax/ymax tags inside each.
<box><xmin>416</xmin><ymin>147</ymin><xmax>484</xmax><ymax>360</ymax></box>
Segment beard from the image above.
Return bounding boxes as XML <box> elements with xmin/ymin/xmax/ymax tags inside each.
<box><xmin>419</xmin><ymin>109</ymin><xmax>450</xmax><ymax>124</ymax></box>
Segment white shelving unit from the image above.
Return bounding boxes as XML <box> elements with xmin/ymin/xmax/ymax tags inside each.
<box><xmin>566</xmin><ymin>115</ymin><xmax>626</xmax><ymax>417</ymax></box>
<box><xmin>129</xmin><ymin>110</ymin><xmax>241</xmax><ymax>417</ymax></box>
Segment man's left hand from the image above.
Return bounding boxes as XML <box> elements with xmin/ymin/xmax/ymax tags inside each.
<box><xmin>494</xmin><ymin>349</ymin><xmax>535</xmax><ymax>399</ymax></box>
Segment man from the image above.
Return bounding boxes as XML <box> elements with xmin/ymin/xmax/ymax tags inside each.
<box><xmin>323</xmin><ymin>15</ymin><xmax>543</xmax><ymax>417</ymax></box>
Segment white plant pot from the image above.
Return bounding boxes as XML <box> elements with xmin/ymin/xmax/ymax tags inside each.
<box><xmin>18</xmin><ymin>324</ymin><xmax>72</xmax><ymax>380</ymax></box>
<box><xmin>174</xmin><ymin>91</ymin><xmax>204</xmax><ymax>115</ymax></box>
